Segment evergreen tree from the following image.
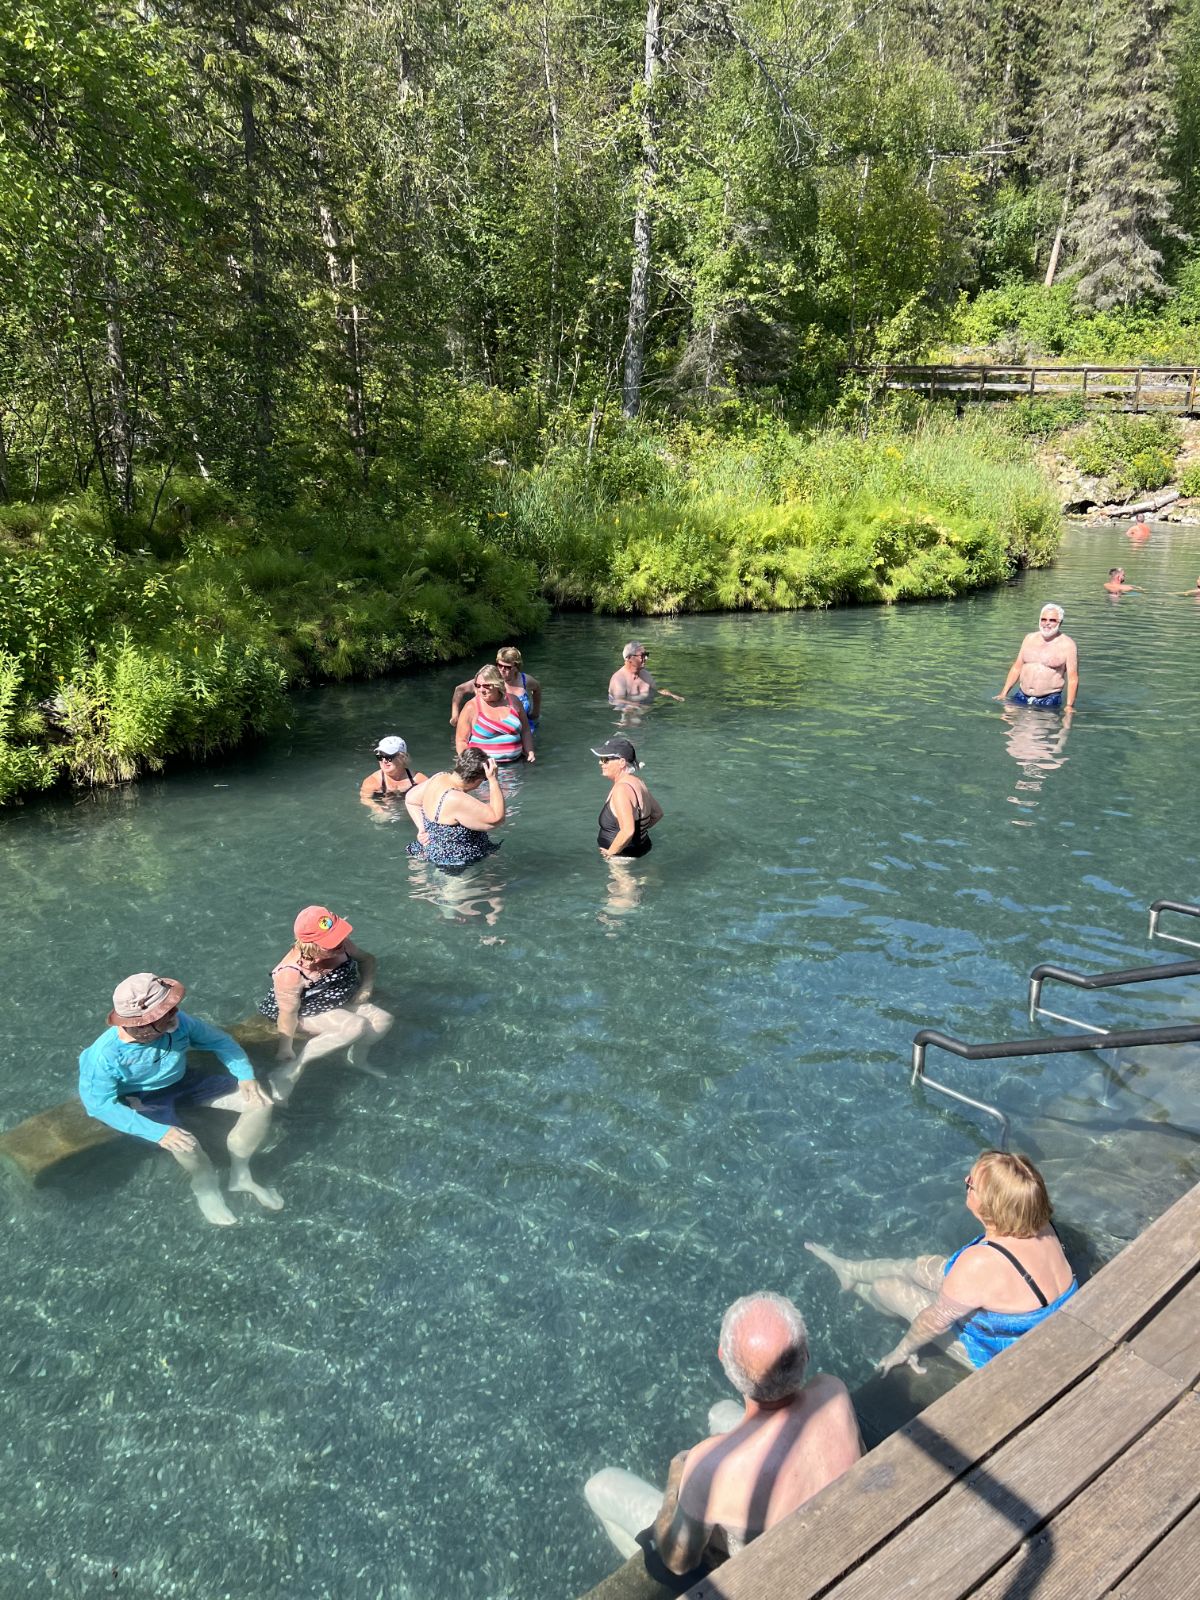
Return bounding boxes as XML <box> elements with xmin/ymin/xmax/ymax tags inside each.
<box><xmin>1066</xmin><ymin>0</ymin><xmax>1181</xmax><ymax>309</ymax></box>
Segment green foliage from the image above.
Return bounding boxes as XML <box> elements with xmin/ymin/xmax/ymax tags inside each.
<box><xmin>1178</xmin><ymin>460</ymin><xmax>1200</xmax><ymax>497</ymax></box>
<box><xmin>1003</xmin><ymin>396</ymin><xmax>1087</xmax><ymax>439</ymax></box>
<box><xmin>949</xmin><ymin>277</ymin><xmax>1200</xmax><ymax>363</ymax></box>
<box><xmin>1068</xmin><ymin>415</ymin><xmax>1183</xmax><ymax>492</ymax></box>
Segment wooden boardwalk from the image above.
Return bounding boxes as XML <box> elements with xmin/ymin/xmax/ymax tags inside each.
<box><xmin>581</xmin><ymin>1179</ymin><xmax>1200</xmax><ymax>1600</ymax></box>
<box><xmin>851</xmin><ymin>363</ymin><xmax>1200</xmax><ymax>415</ymax></box>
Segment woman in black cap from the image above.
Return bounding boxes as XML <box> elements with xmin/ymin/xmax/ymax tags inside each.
<box><xmin>593</xmin><ymin>737</ymin><xmax>663</xmax><ymax>859</ymax></box>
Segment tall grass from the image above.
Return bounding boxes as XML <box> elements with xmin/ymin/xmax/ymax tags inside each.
<box><xmin>499</xmin><ymin>414</ymin><xmax>1061</xmax><ymax>614</ymax></box>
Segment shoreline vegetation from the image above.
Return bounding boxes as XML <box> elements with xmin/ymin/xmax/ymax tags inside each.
<box><xmin>0</xmin><ymin>410</ymin><xmax>1061</xmax><ymax>805</ymax></box>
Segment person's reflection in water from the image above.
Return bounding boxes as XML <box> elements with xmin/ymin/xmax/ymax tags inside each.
<box><xmin>1001</xmin><ymin>703</ymin><xmax>1071</xmax><ymax>820</ymax></box>
<box><xmin>599</xmin><ymin>857</ymin><xmax>645</xmax><ymax>930</ymax></box>
<box><xmin>406</xmin><ymin>854</ymin><xmax>509</xmax><ymax>927</ymax></box>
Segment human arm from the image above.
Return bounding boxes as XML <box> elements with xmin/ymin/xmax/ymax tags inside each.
<box><xmin>404</xmin><ymin>778</ymin><xmax>430</xmax><ymax>840</ymax></box>
<box><xmin>599</xmin><ymin>783</ymin><xmax>637</xmax><ymax>857</ymax></box>
<box><xmin>77</xmin><ymin>1043</ymin><xmax>181</xmax><ymax>1144</ymax></box>
<box><xmin>513</xmin><ymin>697</ymin><xmax>536</xmax><ymax>762</ymax></box>
<box><xmin>651</xmin><ymin>1450</ymin><xmax>713</xmax><ymax>1576</ymax></box>
<box><xmin>453</xmin><ymin>758</ymin><xmax>506</xmax><ymax>826</ymax></box>
<box><xmin>995</xmin><ymin>651</ymin><xmax>1023</xmax><ymax>701</ymax></box>
<box><xmin>271</xmin><ymin>972</ymin><xmax>306</xmax><ymax>1062</ymax></box>
<box><xmin>1063</xmin><ymin>637</ymin><xmax>1079</xmax><ymax>709</ymax></box>
<box><xmin>656</xmin><ymin>682</ymin><xmax>685</xmax><ymax>702</ymax></box>
<box><xmin>449</xmin><ymin>679</ymin><xmax>473</xmax><ymax>724</ymax></box>
<box><xmin>608</xmin><ymin>670</ymin><xmax>629</xmax><ymax>701</ymax></box>
<box><xmin>455</xmin><ymin>701</ymin><xmax>475</xmax><ymax>754</ymax></box>
<box><xmin>343</xmin><ymin>939</ymin><xmax>376</xmax><ymax>1002</ymax></box>
<box><xmin>360</xmin><ymin>773</ymin><xmax>384</xmax><ymax>808</ymax></box>
<box><xmin>528</xmin><ymin>674</ymin><xmax>542</xmax><ymax>721</ymax></box>
<box><xmin>877</xmin><ymin>1254</ymin><xmax>982</xmax><ymax>1374</ymax></box>
<box><xmin>642</xmin><ymin>787</ymin><xmax>664</xmax><ymax>831</ymax></box>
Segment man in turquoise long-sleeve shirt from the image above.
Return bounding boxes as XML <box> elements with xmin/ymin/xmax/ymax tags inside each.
<box><xmin>79</xmin><ymin>972</ymin><xmax>284</xmax><ymax>1227</ymax></box>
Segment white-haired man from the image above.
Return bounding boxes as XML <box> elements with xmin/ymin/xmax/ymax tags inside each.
<box><xmin>995</xmin><ymin>604</ymin><xmax>1078</xmax><ymax>711</ymax></box>
<box><xmin>585</xmin><ymin>1292</ymin><xmax>860</xmax><ymax>1583</ymax></box>
<box><xmin>607</xmin><ymin>641</ymin><xmax>685</xmax><ymax>703</ymax></box>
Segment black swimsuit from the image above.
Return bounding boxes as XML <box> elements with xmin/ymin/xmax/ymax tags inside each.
<box><xmin>376</xmin><ymin>767</ymin><xmax>416</xmax><ymax>798</ymax></box>
<box><xmin>598</xmin><ymin>781</ymin><xmax>652</xmax><ymax>858</ymax></box>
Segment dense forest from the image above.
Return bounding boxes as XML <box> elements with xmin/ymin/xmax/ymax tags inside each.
<box><xmin>0</xmin><ymin>0</ymin><xmax>1197</xmax><ymax>797</ymax></box>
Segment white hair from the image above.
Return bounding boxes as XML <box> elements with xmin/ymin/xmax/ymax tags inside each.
<box><xmin>1040</xmin><ymin>603</ymin><xmax>1065</xmax><ymax>621</ymax></box>
<box><xmin>719</xmin><ymin>1292</ymin><xmax>809</xmax><ymax>1402</ymax></box>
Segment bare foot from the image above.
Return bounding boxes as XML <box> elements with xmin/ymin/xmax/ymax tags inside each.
<box><xmin>230</xmin><ymin>1175</ymin><xmax>285</xmax><ymax>1211</ymax></box>
<box><xmin>804</xmin><ymin>1241</ymin><xmax>855</xmax><ymax>1292</ymax></box>
<box><xmin>193</xmin><ymin>1184</ymin><xmax>239</xmax><ymax>1227</ymax></box>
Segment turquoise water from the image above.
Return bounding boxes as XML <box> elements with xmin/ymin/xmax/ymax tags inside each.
<box><xmin>2</xmin><ymin>522</ymin><xmax>1199</xmax><ymax>1598</ymax></box>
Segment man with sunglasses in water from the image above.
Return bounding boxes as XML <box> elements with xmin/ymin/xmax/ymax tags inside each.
<box><xmin>995</xmin><ymin>604</ymin><xmax>1078</xmax><ymax>712</ymax></box>
<box><xmin>607</xmin><ymin>641</ymin><xmax>685</xmax><ymax>704</ymax></box>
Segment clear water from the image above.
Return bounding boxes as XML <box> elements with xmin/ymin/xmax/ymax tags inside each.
<box><xmin>2</xmin><ymin>522</ymin><xmax>1199</xmax><ymax>1599</ymax></box>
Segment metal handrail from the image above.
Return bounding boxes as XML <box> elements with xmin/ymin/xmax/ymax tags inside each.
<box><xmin>1149</xmin><ymin>900</ymin><xmax>1200</xmax><ymax>953</ymax></box>
<box><xmin>910</xmin><ymin>1021</ymin><xmax>1200</xmax><ymax>1150</ymax></box>
<box><xmin>1028</xmin><ymin>958</ymin><xmax>1200</xmax><ymax>1029</ymax></box>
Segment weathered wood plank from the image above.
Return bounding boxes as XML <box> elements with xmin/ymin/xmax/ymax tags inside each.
<box><xmin>806</xmin><ymin>1347</ymin><xmax>1183</xmax><ymax>1600</ymax></box>
<box><xmin>1063</xmin><ymin>1184</ymin><xmax>1200</xmax><ymax>1344</ymax></box>
<box><xmin>682</xmin><ymin>1312</ymin><xmax>1112</xmax><ymax>1600</ymax></box>
<box><xmin>1111</xmin><ymin>1500</ymin><xmax>1200</xmax><ymax>1600</ymax></box>
<box><xmin>971</xmin><ymin>1392</ymin><xmax>1200</xmax><ymax>1600</ymax></box>
<box><xmin>1129</xmin><ymin>1272</ymin><xmax>1200</xmax><ymax>1385</ymax></box>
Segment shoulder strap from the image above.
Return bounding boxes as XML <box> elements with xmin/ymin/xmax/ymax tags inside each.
<box><xmin>431</xmin><ymin>785</ymin><xmax>453</xmax><ymax>822</ymax></box>
<box><xmin>984</xmin><ymin>1241</ymin><xmax>1049</xmax><ymax>1306</ymax></box>
<box><xmin>617</xmin><ymin>779</ymin><xmax>643</xmax><ymax>818</ymax></box>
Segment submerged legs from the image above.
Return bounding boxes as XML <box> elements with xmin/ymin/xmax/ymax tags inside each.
<box><xmin>805</xmin><ymin>1242</ymin><xmax>948</xmax><ymax>1321</ymax></box>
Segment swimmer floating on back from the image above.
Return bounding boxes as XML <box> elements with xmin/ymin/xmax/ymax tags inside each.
<box><xmin>995</xmin><ymin>604</ymin><xmax>1078</xmax><ymax>712</ymax></box>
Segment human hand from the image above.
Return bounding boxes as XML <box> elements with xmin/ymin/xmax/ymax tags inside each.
<box><xmin>159</xmin><ymin>1126</ymin><xmax>198</xmax><ymax>1154</ymax></box>
<box><xmin>484</xmin><ymin>758</ymin><xmax>499</xmax><ymax>781</ymax></box>
<box><xmin>876</xmin><ymin>1348</ymin><xmax>925</xmax><ymax>1377</ymax></box>
<box><xmin>356</xmin><ymin>986</ymin><xmax>373</xmax><ymax>1003</ymax></box>
<box><xmin>525</xmin><ymin>750</ymin><xmax>536</xmax><ymax>763</ymax></box>
<box><xmin>239</xmin><ymin>1078</ymin><xmax>272</xmax><ymax>1111</ymax></box>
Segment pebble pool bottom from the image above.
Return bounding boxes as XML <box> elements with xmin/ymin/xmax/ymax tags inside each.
<box><xmin>1</xmin><ymin>522</ymin><xmax>1198</xmax><ymax>1599</ymax></box>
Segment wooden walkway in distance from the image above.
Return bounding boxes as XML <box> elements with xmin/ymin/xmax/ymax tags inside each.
<box><xmin>684</xmin><ymin>1179</ymin><xmax>1200</xmax><ymax>1600</ymax></box>
<box><xmin>579</xmin><ymin>1179</ymin><xmax>1200</xmax><ymax>1600</ymax></box>
<box><xmin>851</xmin><ymin>363</ymin><xmax>1200</xmax><ymax>415</ymax></box>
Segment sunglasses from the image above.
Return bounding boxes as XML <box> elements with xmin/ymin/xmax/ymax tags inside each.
<box><xmin>474</xmin><ymin>681</ymin><xmax>502</xmax><ymax>691</ymax></box>
<box><xmin>964</xmin><ymin>1174</ymin><xmax>976</xmax><ymax>1192</ymax></box>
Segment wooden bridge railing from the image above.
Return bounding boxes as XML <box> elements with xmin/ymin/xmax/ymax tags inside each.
<box><xmin>849</xmin><ymin>363</ymin><xmax>1200</xmax><ymax>415</ymax></box>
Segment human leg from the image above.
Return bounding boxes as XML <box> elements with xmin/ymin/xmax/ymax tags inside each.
<box><xmin>345</xmin><ymin>1001</ymin><xmax>394</xmax><ymax>1070</ymax></box>
<box><xmin>584</xmin><ymin>1468</ymin><xmax>663</xmax><ymax>1561</ymax></box>
<box><xmin>268</xmin><ymin>1009</ymin><xmax>366</xmax><ymax>1101</ymax></box>
<box><xmin>806</xmin><ymin>1241</ymin><xmax>950</xmax><ymax>1321</ymax></box>
<box><xmin>164</xmin><ymin>1140</ymin><xmax>238</xmax><ymax>1227</ymax></box>
<box><xmin>208</xmin><ymin>1088</ymin><xmax>284</xmax><ymax>1212</ymax></box>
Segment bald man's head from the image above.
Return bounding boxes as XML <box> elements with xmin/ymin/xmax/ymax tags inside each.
<box><xmin>719</xmin><ymin>1292</ymin><xmax>809</xmax><ymax>1403</ymax></box>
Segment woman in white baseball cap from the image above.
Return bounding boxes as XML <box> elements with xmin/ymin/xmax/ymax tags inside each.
<box><xmin>359</xmin><ymin>735</ymin><xmax>428</xmax><ymax>812</ymax></box>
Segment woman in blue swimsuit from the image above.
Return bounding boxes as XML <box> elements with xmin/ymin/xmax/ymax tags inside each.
<box><xmin>805</xmin><ymin>1150</ymin><xmax>1076</xmax><ymax>1372</ymax></box>
<box><xmin>496</xmin><ymin>647</ymin><xmax>541</xmax><ymax>731</ymax></box>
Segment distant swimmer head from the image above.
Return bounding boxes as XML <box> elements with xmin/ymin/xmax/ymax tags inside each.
<box><xmin>591</xmin><ymin>736</ymin><xmax>638</xmax><ymax>770</ymax></box>
<box><xmin>108</xmin><ymin>972</ymin><xmax>186</xmax><ymax>1028</ymax></box>
<box><xmin>375</xmin><ymin>735</ymin><xmax>408</xmax><ymax>759</ymax></box>
<box><xmin>1108</xmin><ymin>568</ymin><xmax>1123</xmax><ymax>580</ymax></box>
<box><xmin>1038</xmin><ymin>604</ymin><xmax>1064</xmax><ymax>634</ymax></box>
<box><xmin>293</xmin><ymin>905</ymin><xmax>353</xmax><ymax>950</ymax></box>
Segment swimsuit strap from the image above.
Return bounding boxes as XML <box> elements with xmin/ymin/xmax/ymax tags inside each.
<box><xmin>983</xmin><ymin>1241</ymin><xmax>1049</xmax><ymax>1307</ymax></box>
<box><xmin>430</xmin><ymin>782</ymin><xmax>454</xmax><ymax>823</ymax></box>
<box><xmin>616</xmin><ymin>778</ymin><xmax>643</xmax><ymax>818</ymax></box>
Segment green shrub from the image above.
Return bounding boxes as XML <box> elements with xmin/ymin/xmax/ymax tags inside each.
<box><xmin>1070</xmin><ymin>415</ymin><xmax>1183</xmax><ymax>491</ymax></box>
<box><xmin>1178</xmin><ymin>460</ymin><xmax>1200</xmax><ymax>497</ymax></box>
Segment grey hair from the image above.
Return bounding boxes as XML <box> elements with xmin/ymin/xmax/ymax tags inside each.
<box><xmin>1040</xmin><ymin>603</ymin><xmax>1065</xmax><ymax>621</ymax></box>
<box><xmin>719</xmin><ymin>1292</ymin><xmax>809</xmax><ymax>1402</ymax></box>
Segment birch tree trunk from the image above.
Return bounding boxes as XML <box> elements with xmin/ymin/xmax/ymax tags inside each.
<box><xmin>1044</xmin><ymin>148</ymin><xmax>1076</xmax><ymax>288</ymax></box>
<box><xmin>621</xmin><ymin>0</ymin><xmax>661</xmax><ymax>420</ymax></box>
<box><xmin>98</xmin><ymin>216</ymin><xmax>134</xmax><ymax>513</ymax></box>
<box><xmin>319</xmin><ymin>202</ymin><xmax>369</xmax><ymax>481</ymax></box>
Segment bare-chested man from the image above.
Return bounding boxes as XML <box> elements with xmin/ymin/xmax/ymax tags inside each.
<box><xmin>995</xmin><ymin>604</ymin><xmax>1078</xmax><ymax>712</ymax></box>
<box><xmin>584</xmin><ymin>1292</ymin><xmax>860</xmax><ymax>1582</ymax></box>
<box><xmin>1126</xmin><ymin>519</ymin><xmax>1152</xmax><ymax>542</ymax></box>
<box><xmin>1104</xmin><ymin>567</ymin><xmax>1142</xmax><ymax>595</ymax></box>
<box><xmin>607</xmin><ymin>641</ymin><xmax>684</xmax><ymax>704</ymax></box>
